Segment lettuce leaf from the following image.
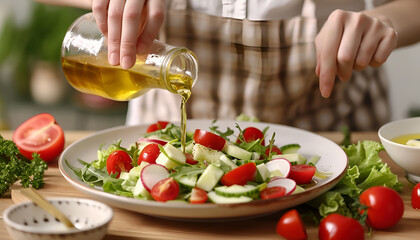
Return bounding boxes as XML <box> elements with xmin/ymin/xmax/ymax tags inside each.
<box><xmin>309</xmin><ymin>140</ymin><xmax>403</xmax><ymax>218</ymax></box>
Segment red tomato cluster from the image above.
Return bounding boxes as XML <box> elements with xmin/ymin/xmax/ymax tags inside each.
<box><xmin>277</xmin><ymin>186</ymin><xmax>405</xmax><ymax>240</ymax></box>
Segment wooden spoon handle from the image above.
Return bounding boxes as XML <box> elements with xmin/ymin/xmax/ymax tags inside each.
<box><xmin>15</xmin><ymin>187</ymin><xmax>75</xmax><ymax>229</ymax></box>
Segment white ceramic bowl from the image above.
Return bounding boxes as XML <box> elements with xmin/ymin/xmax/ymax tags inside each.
<box><xmin>378</xmin><ymin>117</ymin><xmax>420</xmax><ymax>183</ymax></box>
<box><xmin>2</xmin><ymin>198</ymin><xmax>113</xmax><ymax>240</ymax></box>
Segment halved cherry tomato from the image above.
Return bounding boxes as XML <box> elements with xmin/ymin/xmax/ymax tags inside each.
<box><xmin>237</xmin><ymin>127</ymin><xmax>265</xmax><ymax>145</ymax></box>
<box><xmin>106</xmin><ymin>150</ymin><xmax>133</xmax><ymax>178</ymax></box>
<box><xmin>146</xmin><ymin>121</ymin><xmax>170</xmax><ymax>133</ymax></box>
<box><xmin>359</xmin><ymin>186</ymin><xmax>404</xmax><ymax>229</ymax></box>
<box><xmin>260</xmin><ymin>186</ymin><xmax>286</xmax><ymax>199</ymax></box>
<box><xmin>138</xmin><ymin>143</ymin><xmax>160</xmax><ymax>164</ymax></box>
<box><xmin>193</xmin><ymin>129</ymin><xmax>226</xmax><ymax>151</ymax></box>
<box><xmin>190</xmin><ymin>187</ymin><xmax>208</xmax><ymax>204</ymax></box>
<box><xmin>151</xmin><ymin>177</ymin><xmax>180</xmax><ymax>202</ymax></box>
<box><xmin>264</xmin><ymin>145</ymin><xmax>282</xmax><ymax>158</ymax></box>
<box><xmin>185</xmin><ymin>153</ymin><xmax>199</xmax><ymax>165</ymax></box>
<box><xmin>318</xmin><ymin>213</ymin><xmax>364</xmax><ymax>240</ymax></box>
<box><xmin>288</xmin><ymin>165</ymin><xmax>316</xmax><ymax>185</ymax></box>
<box><xmin>412</xmin><ymin>183</ymin><xmax>420</xmax><ymax>209</ymax></box>
<box><xmin>276</xmin><ymin>209</ymin><xmax>307</xmax><ymax>240</ymax></box>
<box><xmin>12</xmin><ymin>113</ymin><xmax>65</xmax><ymax>162</ymax></box>
<box><xmin>221</xmin><ymin>162</ymin><xmax>257</xmax><ymax>186</ymax></box>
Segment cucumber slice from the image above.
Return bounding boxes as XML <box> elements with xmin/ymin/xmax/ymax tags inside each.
<box><xmin>272</xmin><ymin>153</ymin><xmax>307</xmax><ymax>165</ymax></box>
<box><xmin>223</xmin><ymin>142</ymin><xmax>253</xmax><ymax>160</ymax></box>
<box><xmin>155</xmin><ymin>144</ymin><xmax>186</xmax><ymax>170</ymax></box>
<box><xmin>255</xmin><ymin>163</ymin><xmax>270</xmax><ymax>183</ymax></box>
<box><xmin>193</xmin><ymin>143</ymin><xmax>224</xmax><ymax>163</ymax></box>
<box><xmin>219</xmin><ymin>154</ymin><xmax>238</xmax><ymax>171</ymax></box>
<box><xmin>214</xmin><ymin>184</ymin><xmax>259</xmax><ymax>198</ymax></box>
<box><xmin>175</xmin><ymin>174</ymin><xmax>197</xmax><ymax>189</ymax></box>
<box><xmin>207</xmin><ymin>191</ymin><xmax>253</xmax><ymax>204</ymax></box>
<box><xmin>133</xmin><ymin>178</ymin><xmax>152</xmax><ymax>200</ymax></box>
<box><xmin>279</xmin><ymin>144</ymin><xmax>301</xmax><ymax>154</ymax></box>
<box><xmin>196</xmin><ymin>164</ymin><xmax>224</xmax><ymax>192</ymax></box>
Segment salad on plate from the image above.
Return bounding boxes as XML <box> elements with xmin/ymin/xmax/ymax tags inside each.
<box><xmin>66</xmin><ymin>121</ymin><xmax>329</xmax><ymax>204</ymax></box>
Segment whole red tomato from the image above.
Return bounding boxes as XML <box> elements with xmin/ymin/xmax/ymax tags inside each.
<box><xmin>412</xmin><ymin>183</ymin><xmax>420</xmax><ymax>209</ymax></box>
<box><xmin>359</xmin><ymin>186</ymin><xmax>404</xmax><ymax>229</ymax></box>
<box><xmin>318</xmin><ymin>213</ymin><xmax>364</xmax><ymax>240</ymax></box>
<box><xmin>12</xmin><ymin>113</ymin><xmax>65</xmax><ymax>162</ymax></box>
<box><xmin>276</xmin><ymin>209</ymin><xmax>307</xmax><ymax>240</ymax></box>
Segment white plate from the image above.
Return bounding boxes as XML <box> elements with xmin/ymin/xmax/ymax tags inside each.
<box><xmin>59</xmin><ymin>119</ymin><xmax>348</xmax><ymax>220</ymax></box>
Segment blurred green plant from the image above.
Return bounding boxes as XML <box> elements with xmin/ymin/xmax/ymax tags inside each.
<box><xmin>0</xmin><ymin>3</ymin><xmax>87</xmax><ymax>99</ymax></box>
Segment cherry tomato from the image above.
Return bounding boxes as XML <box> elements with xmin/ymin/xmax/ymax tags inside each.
<box><xmin>220</xmin><ymin>162</ymin><xmax>257</xmax><ymax>186</ymax></box>
<box><xmin>151</xmin><ymin>177</ymin><xmax>180</xmax><ymax>202</ymax></box>
<box><xmin>138</xmin><ymin>143</ymin><xmax>160</xmax><ymax>164</ymax></box>
<box><xmin>276</xmin><ymin>209</ymin><xmax>307</xmax><ymax>240</ymax></box>
<box><xmin>288</xmin><ymin>165</ymin><xmax>316</xmax><ymax>185</ymax></box>
<box><xmin>193</xmin><ymin>129</ymin><xmax>226</xmax><ymax>151</ymax></box>
<box><xmin>412</xmin><ymin>183</ymin><xmax>420</xmax><ymax>209</ymax></box>
<box><xmin>260</xmin><ymin>186</ymin><xmax>286</xmax><ymax>199</ymax></box>
<box><xmin>185</xmin><ymin>152</ymin><xmax>199</xmax><ymax>165</ymax></box>
<box><xmin>359</xmin><ymin>186</ymin><xmax>404</xmax><ymax>229</ymax></box>
<box><xmin>264</xmin><ymin>145</ymin><xmax>282</xmax><ymax>157</ymax></box>
<box><xmin>190</xmin><ymin>187</ymin><xmax>208</xmax><ymax>204</ymax></box>
<box><xmin>12</xmin><ymin>113</ymin><xmax>65</xmax><ymax>162</ymax></box>
<box><xmin>319</xmin><ymin>213</ymin><xmax>364</xmax><ymax>240</ymax></box>
<box><xmin>106</xmin><ymin>150</ymin><xmax>133</xmax><ymax>178</ymax></box>
<box><xmin>237</xmin><ymin>127</ymin><xmax>265</xmax><ymax>145</ymax></box>
<box><xmin>146</xmin><ymin>121</ymin><xmax>170</xmax><ymax>133</ymax></box>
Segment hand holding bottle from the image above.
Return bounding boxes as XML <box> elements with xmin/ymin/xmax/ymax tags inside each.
<box><xmin>92</xmin><ymin>0</ymin><xmax>166</xmax><ymax>69</ymax></box>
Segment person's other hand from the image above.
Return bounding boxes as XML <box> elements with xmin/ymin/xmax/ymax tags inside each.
<box><xmin>315</xmin><ymin>9</ymin><xmax>397</xmax><ymax>98</ymax></box>
<box><xmin>92</xmin><ymin>0</ymin><xmax>165</xmax><ymax>69</ymax></box>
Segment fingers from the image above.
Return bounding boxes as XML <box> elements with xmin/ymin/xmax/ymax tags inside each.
<box><xmin>136</xmin><ymin>0</ymin><xmax>165</xmax><ymax>54</ymax></box>
<box><xmin>316</xmin><ymin>10</ymin><xmax>397</xmax><ymax>98</ymax></box>
<box><xmin>107</xmin><ymin>0</ymin><xmax>126</xmax><ymax>66</ymax></box>
<box><xmin>316</xmin><ymin>10</ymin><xmax>345</xmax><ymax>98</ymax></box>
<box><xmin>91</xmin><ymin>0</ymin><xmax>165</xmax><ymax>69</ymax></box>
<box><xmin>92</xmin><ymin>0</ymin><xmax>110</xmax><ymax>36</ymax></box>
<box><xmin>120</xmin><ymin>0</ymin><xmax>145</xmax><ymax>69</ymax></box>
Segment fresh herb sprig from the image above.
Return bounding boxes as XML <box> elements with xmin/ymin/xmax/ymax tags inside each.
<box><xmin>0</xmin><ymin>135</ymin><xmax>48</xmax><ymax>196</ymax></box>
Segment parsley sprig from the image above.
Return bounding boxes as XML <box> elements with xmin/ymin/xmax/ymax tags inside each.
<box><xmin>0</xmin><ymin>135</ymin><xmax>48</xmax><ymax>196</ymax></box>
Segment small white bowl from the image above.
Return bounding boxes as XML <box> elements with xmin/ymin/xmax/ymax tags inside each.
<box><xmin>2</xmin><ymin>197</ymin><xmax>113</xmax><ymax>240</ymax></box>
<box><xmin>378</xmin><ymin>117</ymin><xmax>420</xmax><ymax>183</ymax></box>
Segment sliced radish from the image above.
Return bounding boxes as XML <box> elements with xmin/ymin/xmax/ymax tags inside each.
<box><xmin>137</xmin><ymin>138</ymin><xmax>168</xmax><ymax>146</ymax></box>
<box><xmin>265</xmin><ymin>158</ymin><xmax>291</xmax><ymax>178</ymax></box>
<box><xmin>267</xmin><ymin>178</ymin><xmax>297</xmax><ymax>195</ymax></box>
<box><xmin>140</xmin><ymin>164</ymin><xmax>169</xmax><ymax>192</ymax></box>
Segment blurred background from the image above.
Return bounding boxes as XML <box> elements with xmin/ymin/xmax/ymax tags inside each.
<box><xmin>0</xmin><ymin>0</ymin><xmax>419</xmax><ymax>131</ymax></box>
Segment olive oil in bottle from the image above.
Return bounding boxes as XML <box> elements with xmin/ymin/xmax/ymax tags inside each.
<box><xmin>61</xmin><ymin>13</ymin><xmax>198</xmax><ymax>152</ymax></box>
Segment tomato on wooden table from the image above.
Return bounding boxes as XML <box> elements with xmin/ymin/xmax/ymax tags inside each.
<box><xmin>12</xmin><ymin>113</ymin><xmax>65</xmax><ymax>162</ymax></box>
<box><xmin>237</xmin><ymin>127</ymin><xmax>265</xmax><ymax>145</ymax></box>
<box><xmin>138</xmin><ymin>143</ymin><xmax>160</xmax><ymax>164</ymax></box>
<box><xmin>193</xmin><ymin>129</ymin><xmax>226</xmax><ymax>151</ymax></box>
<box><xmin>359</xmin><ymin>186</ymin><xmax>404</xmax><ymax>229</ymax></box>
<box><xmin>288</xmin><ymin>164</ymin><xmax>316</xmax><ymax>185</ymax></box>
<box><xmin>106</xmin><ymin>150</ymin><xmax>133</xmax><ymax>178</ymax></box>
<box><xmin>221</xmin><ymin>162</ymin><xmax>257</xmax><ymax>186</ymax></box>
<box><xmin>276</xmin><ymin>209</ymin><xmax>307</xmax><ymax>240</ymax></box>
<box><xmin>318</xmin><ymin>213</ymin><xmax>364</xmax><ymax>240</ymax></box>
<box><xmin>260</xmin><ymin>186</ymin><xmax>286</xmax><ymax>199</ymax></box>
<box><xmin>151</xmin><ymin>177</ymin><xmax>180</xmax><ymax>202</ymax></box>
<box><xmin>412</xmin><ymin>183</ymin><xmax>420</xmax><ymax>209</ymax></box>
<box><xmin>190</xmin><ymin>187</ymin><xmax>208</xmax><ymax>204</ymax></box>
<box><xmin>146</xmin><ymin>121</ymin><xmax>170</xmax><ymax>133</ymax></box>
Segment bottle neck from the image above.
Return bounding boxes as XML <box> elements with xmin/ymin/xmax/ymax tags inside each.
<box><xmin>161</xmin><ymin>47</ymin><xmax>198</xmax><ymax>94</ymax></box>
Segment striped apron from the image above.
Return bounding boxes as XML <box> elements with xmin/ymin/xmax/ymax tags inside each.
<box><xmin>126</xmin><ymin>0</ymin><xmax>390</xmax><ymax>131</ymax></box>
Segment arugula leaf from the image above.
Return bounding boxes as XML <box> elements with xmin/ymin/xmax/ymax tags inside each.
<box><xmin>0</xmin><ymin>135</ymin><xmax>48</xmax><ymax>196</ymax></box>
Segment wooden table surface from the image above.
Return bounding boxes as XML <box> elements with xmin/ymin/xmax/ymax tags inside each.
<box><xmin>0</xmin><ymin>130</ymin><xmax>419</xmax><ymax>240</ymax></box>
